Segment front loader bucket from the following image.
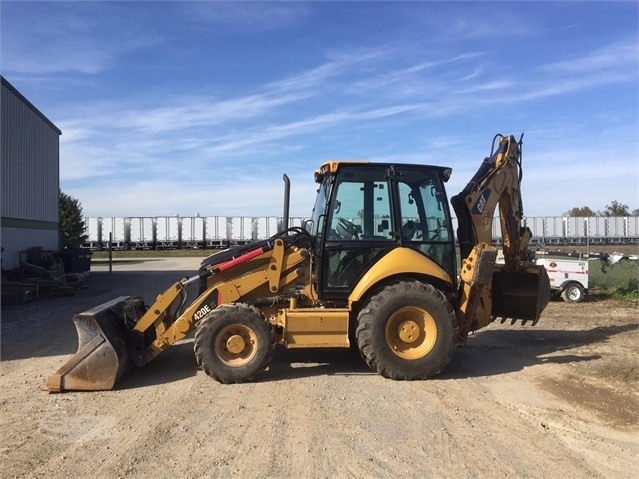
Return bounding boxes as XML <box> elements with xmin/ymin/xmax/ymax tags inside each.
<box><xmin>46</xmin><ymin>296</ymin><xmax>133</xmax><ymax>392</ymax></box>
<box><xmin>491</xmin><ymin>265</ymin><xmax>551</xmax><ymax>325</ymax></box>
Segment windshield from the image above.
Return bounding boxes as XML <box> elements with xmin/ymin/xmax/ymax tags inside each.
<box><xmin>308</xmin><ymin>175</ymin><xmax>332</xmax><ymax>238</ymax></box>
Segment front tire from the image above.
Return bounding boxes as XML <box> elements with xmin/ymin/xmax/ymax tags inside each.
<box><xmin>194</xmin><ymin>303</ymin><xmax>275</xmax><ymax>384</ymax></box>
<box><xmin>356</xmin><ymin>280</ymin><xmax>458</xmax><ymax>380</ymax></box>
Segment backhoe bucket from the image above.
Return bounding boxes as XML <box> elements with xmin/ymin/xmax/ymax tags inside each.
<box><xmin>491</xmin><ymin>265</ymin><xmax>551</xmax><ymax>325</ymax></box>
<box><xmin>46</xmin><ymin>296</ymin><xmax>133</xmax><ymax>392</ymax></box>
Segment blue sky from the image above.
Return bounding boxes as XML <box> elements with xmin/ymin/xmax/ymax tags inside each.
<box><xmin>2</xmin><ymin>1</ymin><xmax>637</xmax><ymax>218</ymax></box>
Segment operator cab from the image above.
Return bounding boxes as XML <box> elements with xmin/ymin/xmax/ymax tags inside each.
<box><xmin>309</xmin><ymin>162</ymin><xmax>456</xmax><ymax>301</ymax></box>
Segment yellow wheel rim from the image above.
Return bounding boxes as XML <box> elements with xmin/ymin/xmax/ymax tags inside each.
<box><xmin>385</xmin><ymin>306</ymin><xmax>437</xmax><ymax>359</ymax></box>
<box><xmin>215</xmin><ymin>324</ymin><xmax>258</xmax><ymax>367</ymax></box>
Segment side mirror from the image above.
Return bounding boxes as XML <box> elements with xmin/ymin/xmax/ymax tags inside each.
<box><xmin>303</xmin><ymin>219</ymin><xmax>314</xmax><ymax>233</ymax></box>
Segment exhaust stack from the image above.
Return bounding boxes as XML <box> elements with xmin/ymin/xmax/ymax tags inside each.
<box><xmin>282</xmin><ymin>173</ymin><xmax>290</xmax><ymax>233</ymax></box>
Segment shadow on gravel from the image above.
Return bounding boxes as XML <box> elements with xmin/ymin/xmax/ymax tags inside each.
<box><xmin>115</xmin><ymin>345</ymin><xmax>371</xmax><ymax>389</ymax></box>
<box><xmin>116</xmin><ymin>341</ymin><xmax>198</xmax><ymax>390</ymax></box>
<box><xmin>438</xmin><ymin>323</ymin><xmax>637</xmax><ymax>379</ymax></box>
<box><xmin>80</xmin><ymin>345</ymin><xmax>371</xmax><ymax>390</ymax></box>
<box><xmin>263</xmin><ymin>323</ymin><xmax>636</xmax><ymax>382</ymax></box>
<box><xmin>266</xmin><ymin>347</ymin><xmax>373</xmax><ymax>382</ymax></box>
<box><xmin>259</xmin><ymin>323</ymin><xmax>638</xmax><ymax>382</ymax></box>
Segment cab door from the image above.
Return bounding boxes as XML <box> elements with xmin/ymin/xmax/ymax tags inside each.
<box><xmin>319</xmin><ymin>165</ymin><xmax>396</xmax><ymax>301</ymax></box>
<box><xmin>394</xmin><ymin>166</ymin><xmax>456</xmax><ymax>281</ymax></box>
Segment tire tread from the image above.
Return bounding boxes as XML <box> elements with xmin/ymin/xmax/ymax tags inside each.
<box><xmin>356</xmin><ymin>280</ymin><xmax>458</xmax><ymax>380</ymax></box>
<box><xmin>194</xmin><ymin>303</ymin><xmax>275</xmax><ymax>384</ymax></box>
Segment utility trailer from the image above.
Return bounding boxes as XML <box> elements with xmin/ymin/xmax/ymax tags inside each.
<box><xmin>534</xmin><ymin>249</ymin><xmax>635</xmax><ymax>303</ymax></box>
<box><xmin>534</xmin><ymin>256</ymin><xmax>588</xmax><ymax>303</ymax></box>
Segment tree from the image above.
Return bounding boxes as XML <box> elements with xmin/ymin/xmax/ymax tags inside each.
<box><xmin>599</xmin><ymin>200</ymin><xmax>630</xmax><ymax>217</ymax></box>
<box><xmin>59</xmin><ymin>190</ymin><xmax>88</xmax><ymax>248</ymax></box>
<box><xmin>563</xmin><ymin>206</ymin><xmax>597</xmax><ymax>217</ymax></box>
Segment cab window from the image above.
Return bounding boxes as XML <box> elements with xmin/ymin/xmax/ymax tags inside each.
<box><xmin>328</xmin><ymin>167</ymin><xmax>393</xmax><ymax>241</ymax></box>
<box><xmin>396</xmin><ymin>167</ymin><xmax>455</xmax><ymax>279</ymax></box>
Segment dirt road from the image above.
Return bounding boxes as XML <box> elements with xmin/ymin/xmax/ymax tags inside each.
<box><xmin>1</xmin><ymin>258</ymin><xmax>637</xmax><ymax>479</ymax></box>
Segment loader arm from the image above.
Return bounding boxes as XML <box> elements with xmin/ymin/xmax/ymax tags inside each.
<box><xmin>137</xmin><ymin>236</ymin><xmax>311</xmax><ymax>362</ymax></box>
<box><xmin>46</xmin><ymin>229</ymin><xmax>313</xmax><ymax>392</ymax></box>
<box><xmin>451</xmin><ymin>134</ymin><xmax>550</xmax><ymax>340</ymax></box>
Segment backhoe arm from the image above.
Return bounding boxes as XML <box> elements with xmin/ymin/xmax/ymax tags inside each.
<box><xmin>451</xmin><ymin>134</ymin><xmax>550</xmax><ymax>340</ymax></box>
<box><xmin>451</xmin><ymin>134</ymin><xmax>527</xmax><ymax>265</ymax></box>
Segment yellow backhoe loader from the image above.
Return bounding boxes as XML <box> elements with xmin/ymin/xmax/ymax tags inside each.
<box><xmin>47</xmin><ymin>133</ymin><xmax>550</xmax><ymax>391</ymax></box>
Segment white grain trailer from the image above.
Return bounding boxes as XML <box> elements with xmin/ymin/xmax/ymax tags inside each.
<box><xmin>129</xmin><ymin>217</ymin><xmax>154</xmax><ymax>250</ymax></box>
<box><xmin>204</xmin><ymin>216</ymin><xmax>226</xmax><ymax>248</ymax></box>
<box><xmin>101</xmin><ymin>217</ymin><xmax>126</xmax><ymax>250</ymax></box>
<box><xmin>181</xmin><ymin>216</ymin><xmax>205</xmax><ymax>249</ymax></box>
<box><xmin>83</xmin><ymin>217</ymin><xmax>100</xmax><ymax>250</ymax></box>
<box><xmin>156</xmin><ymin>216</ymin><xmax>179</xmax><ymax>249</ymax></box>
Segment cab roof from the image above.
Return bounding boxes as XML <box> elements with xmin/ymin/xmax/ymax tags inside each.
<box><xmin>315</xmin><ymin>160</ymin><xmax>452</xmax><ymax>183</ymax></box>
<box><xmin>318</xmin><ymin>160</ymin><xmax>369</xmax><ymax>173</ymax></box>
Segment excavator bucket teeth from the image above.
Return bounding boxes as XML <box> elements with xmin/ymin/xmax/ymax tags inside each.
<box><xmin>46</xmin><ymin>296</ymin><xmax>133</xmax><ymax>392</ymax></box>
<box><xmin>491</xmin><ymin>266</ymin><xmax>551</xmax><ymax>325</ymax></box>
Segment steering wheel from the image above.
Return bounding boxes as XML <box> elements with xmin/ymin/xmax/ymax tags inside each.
<box><xmin>402</xmin><ymin>221</ymin><xmax>419</xmax><ymax>240</ymax></box>
<box><xmin>336</xmin><ymin>217</ymin><xmax>360</xmax><ymax>239</ymax></box>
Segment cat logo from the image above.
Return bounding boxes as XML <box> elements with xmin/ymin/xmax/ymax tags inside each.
<box><xmin>193</xmin><ymin>304</ymin><xmax>212</xmax><ymax>321</ymax></box>
<box><xmin>471</xmin><ymin>189</ymin><xmax>491</xmax><ymax>216</ymax></box>
<box><xmin>477</xmin><ymin>194</ymin><xmax>487</xmax><ymax>213</ymax></box>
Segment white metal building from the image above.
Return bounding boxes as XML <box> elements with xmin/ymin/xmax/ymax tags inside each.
<box><xmin>1</xmin><ymin>76</ymin><xmax>61</xmax><ymax>270</ymax></box>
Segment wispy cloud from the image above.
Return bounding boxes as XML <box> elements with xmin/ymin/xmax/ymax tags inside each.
<box><xmin>419</xmin><ymin>5</ymin><xmax>541</xmax><ymax>43</ymax></box>
<box><xmin>2</xmin><ymin>2</ymin><xmax>163</xmax><ymax>75</ymax></box>
<box><xmin>117</xmin><ymin>91</ymin><xmax>313</xmax><ymax>134</ymax></box>
<box><xmin>540</xmin><ymin>37</ymin><xmax>637</xmax><ymax>75</ymax></box>
<box><xmin>348</xmin><ymin>52</ymin><xmax>486</xmax><ymax>94</ymax></box>
<box><xmin>55</xmin><ymin>35</ymin><xmax>637</xmax><ymax>187</ymax></box>
<box><xmin>267</xmin><ymin>47</ymin><xmax>392</xmax><ymax>93</ymax></box>
<box><xmin>182</xmin><ymin>2</ymin><xmax>312</xmax><ymax>33</ymax></box>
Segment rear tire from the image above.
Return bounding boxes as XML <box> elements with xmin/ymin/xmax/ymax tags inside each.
<box><xmin>561</xmin><ymin>283</ymin><xmax>585</xmax><ymax>303</ymax></box>
<box><xmin>356</xmin><ymin>280</ymin><xmax>458</xmax><ymax>380</ymax></box>
<box><xmin>194</xmin><ymin>303</ymin><xmax>275</xmax><ymax>384</ymax></box>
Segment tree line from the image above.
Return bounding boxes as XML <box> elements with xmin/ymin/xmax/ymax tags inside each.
<box><xmin>563</xmin><ymin>201</ymin><xmax>638</xmax><ymax>218</ymax></box>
